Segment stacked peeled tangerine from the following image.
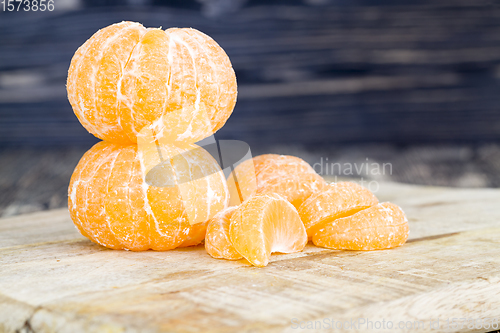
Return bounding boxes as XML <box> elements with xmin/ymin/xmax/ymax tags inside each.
<box><xmin>67</xmin><ymin>22</ymin><xmax>236</xmax><ymax>251</ymax></box>
<box><xmin>67</xmin><ymin>22</ymin><xmax>409</xmax><ymax>266</ymax></box>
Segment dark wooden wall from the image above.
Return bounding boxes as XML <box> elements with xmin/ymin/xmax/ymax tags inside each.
<box><xmin>1</xmin><ymin>0</ymin><xmax>500</xmax><ymax>148</ymax></box>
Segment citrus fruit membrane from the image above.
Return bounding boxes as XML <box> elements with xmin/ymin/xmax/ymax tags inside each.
<box><xmin>229</xmin><ymin>193</ymin><xmax>308</xmax><ymax>267</ymax></box>
<box><xmin>312</xmin><ymin>202</ymin><xmax>409</xmax><ymax>250</ymax></box>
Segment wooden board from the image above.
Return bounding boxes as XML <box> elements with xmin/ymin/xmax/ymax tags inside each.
<box><xmin>1</xmin><ymin>181</ymin><xmax>500</xmax><ymax>333</ymax></box>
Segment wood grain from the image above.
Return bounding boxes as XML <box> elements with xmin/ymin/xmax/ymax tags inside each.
<box><xmin>0</xmin><ymin>181</ymin><xmax>499</xmax><ymax>332</ymax></box>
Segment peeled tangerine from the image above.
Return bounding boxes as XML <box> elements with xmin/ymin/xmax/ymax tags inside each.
<box><xmin>312</xmin><ymin>202</ymin><xmax>409</xmax><ymax>251</ymax></box>
<box><xmin>298</xmin><ymin>181</ymin><xmax>379</xmax><ymax>239</ymax></box>
<box><xmin>227</xmin><ymin>154</ymin><xmax>326</xmax><ymax>208</ymax></box>
<box><xmin>68</xmin><ymin>141</ymin><xmax>229</xmax><ymax>251</ymax></box>
<box><xmin>228</xmin><ymin>194</ymin><xmax>308</xmax><ymax>267</ymax></box>
<box><xmin>67</xmin><ymin>21</ymin><xmax>237</xmax><ymax>145</ymax></box>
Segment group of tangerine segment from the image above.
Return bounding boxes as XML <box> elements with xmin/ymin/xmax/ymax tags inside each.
<box><xmin>227</xmin><ymin>154</ymin><xmax>326</xmax><ymax>208</ymax></box>
<box><xmin>67</xmin><ymin>22</ymin><xmax>237</xmax><ymax>145</ymax></box>
<box><xmin>298</xmin><ymin>181</ymin><xmax>379</xmax><ymax>239</ymax></box>
<box><xmin>229</xmin><ymin>193</ymin><xmax>308</xmax><ymax>267</ymax></box>
<box><xmin>68</xmin><ymin>141</ymin><xmax>228</xmax><ymax>251</ymax></box>
<box><xmin>205</xmin><ymin>206</ymin><xmax>242</xmax><ymax>260</ymax></box>
<box><xmin>312</xmin><ymin>202</ymin><xmax>409</xmax><ymax>250</ymax></box>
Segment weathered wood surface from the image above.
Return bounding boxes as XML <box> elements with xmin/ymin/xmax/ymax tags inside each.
<box><xmin>1</xmin><ymin>181</ymin><xmax>500</xmax><ymax>333</ymax></box>
<box><xmin>1</xmin><ymin>1</ymin><xmax>500</xmax><ymax>146</ymax></box>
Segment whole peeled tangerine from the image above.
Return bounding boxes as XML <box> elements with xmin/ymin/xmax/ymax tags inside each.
<box><xmin>68</xmin><ymin>141</ymin><xmax>229</xmax><ymax>251</ymax></box>
<box><xmin>67</xmin><ymin>21</ymin><xmax>237</xmax><ymax>144</ymax></box>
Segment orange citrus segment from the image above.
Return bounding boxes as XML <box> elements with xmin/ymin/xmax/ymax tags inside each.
<box><xmin>178</xmin><ymin>221</ymin><xmax>208</xmax><ymax>248</ymax></box>
<box><xmin>255</xmin><ymin>172</ymin><xmax>326</xmax><ymax>208</ymax></box>
<box><xmin>67</xmin><ymin>21</ymin><xmax>146</xmax><ymax>144</ymax></box>
<box><xmin>68</xmin><ymin>141</ymin><xmax>123</xmax><ymax>249</ymax></box>
<box><xmin>312</xmin><ymin>202</ymin><xmax>409</xmax><ymax>250</ymax></box>
<box><xmin>205</xmin><ymin>206</ymin><xmax>242</xmax><ymax>260</ymax></box>
<box><xmin>119</xmin><ymin>28</ymin><xmax>171</xmax><ymax>142</ymax></box>
<box><xmin>68</xmin><ymin>141</ymin><xmax>229</xmax><ymax>251</ymax></box>
<box><xmin>105</xmin><ymin>144</ymin><xmax>150</xmax><ymax>251</ymax></box>
<box><xmin>298</xmin><ymin>181</ymin><xmax>379</xmax><ymax>239</ymax></box>
<box><xmin>227</xmin><ymin>154</ymin><xmax>326</xmax><ymax>207</ymax></box>
<box><xmin>229</xmin><ymin>194</ymin><xmax>307</xmax><ymax>267</ymax></box>
<box><xmin>255</xmin><ymin>155</ymin><xmax>316</xmax><ymax>183</ymax></box>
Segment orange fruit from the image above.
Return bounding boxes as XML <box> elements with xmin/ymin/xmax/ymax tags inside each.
<box><xmin>205</xmin><ymin>206</ymin><xmax>242</xmax><ymax>260</ymax></box>
<box><xmin>312</xmin><ymin>202</ymin><xmax>409</xmax><ymax>250</ymax></box>
<box><xmin>229</xmin><ymin>194</ymin><xmax>307</xmax><ymax>267</ymax></box>
<box><xmin>68</xmin><ymin>141</ymin><xmax>228</xmax><ymax>251</ymax></box>
<box><xmin>178</xmin><ymin>221</ymin><xmax>209</xmax><ymax>248</ymax></box>
<box><xmin>255</xmin><ymin>172</ymin><xmax>326</xmax><ymax>208</ymax></box>
<box><xmin>298</xmin><ymin>182</ymin><xmax>378</xmax><ymax>239</ymax></box>
<box><xmin>67</xmin><ymin>21</ymin><xmax>237</xmax><ymax>145</ymax></box>
<box><xmin>137</xmin><ymin>134</ymin><xmax>229</xmax><ymax>226</ymax></box>
<box><xmin>227</xmin><ymin>154</ymin><xmax>326</xmax><ymax>207</ymax></box>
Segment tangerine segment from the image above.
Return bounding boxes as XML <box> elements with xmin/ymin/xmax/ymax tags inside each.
<box><xmin>67</xmin><ymin>21</ymin><xmax>146</xmax><ymax>144</ymax></box>
<box><xmin>229</xmin><ymin>194</ymin><xmax>307</xmax><ymax>267</ymax></box>
<box><xmin>312</xmin><ymin>202</ymin><xmax>409</xmax><ymax>251</ymax></box>
<box><xmin>67</xmin><ymin>22</ymin><xmax>237</xmax><ymax>144</ymax></box>
<box><xmin>227</xmin><ymin>154</ymin><xmax>325</xmax><ymax>206</ymax></box>
<box><xmin>205</xmin><ymin>206</ymin><xmax>242</xmax><ymax>260</ymax></box>
<box><xmin>254</xmin><ymin>155</ymin><xmax>317</xmax><ymax>186</ymax></box>
<box><xmin>178</xmin><ymin>221</ymin><xmax>208</xmax><ymax>247</ymax></box>
<box><xmin>68</xmin><ymin>141</ymin><xmax>229</xmax><ymax>251</ymax></box>
<box><xmin>255</xmin><ymin>172</ymin><xmax>326</xmax><ymax>209</ymax></box>
<box><xmin>68</xmin><ymin>141</ymin><xmax>123</xmax><ymax>249</ymax></box>
<box><xmin>104</xmin><ymin>144</ymin><xmax>150</xmax><ymax>251</ymax></box>
<box><xmin>298</xmin><ymin>182</ymin><xmax>378</xmax><ymax>239</ymax></box>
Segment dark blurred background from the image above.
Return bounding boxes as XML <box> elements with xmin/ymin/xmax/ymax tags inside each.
<box><xmin>1</xmin><ymin>0</ymin><xmax>500</xmax><ymax>216</ymax></box>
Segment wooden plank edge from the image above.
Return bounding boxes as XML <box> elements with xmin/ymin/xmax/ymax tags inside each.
<box><xmin>300</xmin><ymin>276</ymin><xmax>500</xmax><ymax>333</ymax></box>
<box><xmin>0</xmin><ymin>294</ymin><xmax>36</xmax><ymax>333</ymax></box>
<box><xmin>4</xmin><ymin>272</ymin><xmax>499</xmax><ymax>333</ymax></box>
